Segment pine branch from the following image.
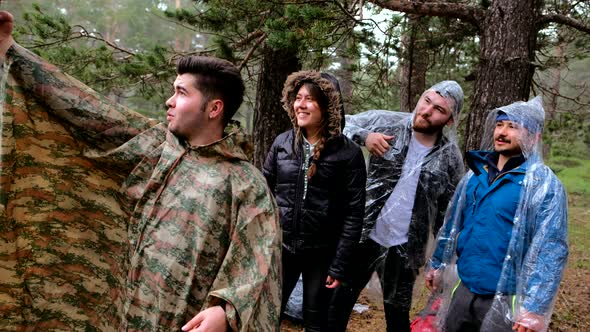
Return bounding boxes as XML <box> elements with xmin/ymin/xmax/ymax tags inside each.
<box><xmin>27</xmin><ymin>25</ymin><xmax>136</xmax><ymax>57</ymax></box>
<box><xmin>367</xmin><ymin>0</ymin><xmax>485</xmax><ymax>27</ymax></box>
<box><xmin>235</xmin><ymin>30</ymin><xmax>266</xmax><ymax>48</ymax></box>
<box><xmin>74</xmin><ymin>26</ymin><xmax>136</xmax><ymax>56</ymax></box>
<box><xmin>537</xmin><ymin>14</ymin><xmax>590</xmax><ymax>34</ymax></box>
<box><xmin>328</xmin><ymin>0</ymin><xmax>363</xmax><ymax>23</ymax></box>
<box><xmin>239</xmin><ymin>32</ymin><xmax>267</xmax><ymax>70</ymax></box>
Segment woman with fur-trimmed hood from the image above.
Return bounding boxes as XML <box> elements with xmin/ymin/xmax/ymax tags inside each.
<box><xmin>263</xmin><ymin>71</ymin><xmax>367</xmax><ymax>331</ymax></box>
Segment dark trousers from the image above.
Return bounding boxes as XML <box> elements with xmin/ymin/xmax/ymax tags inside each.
<box><xmin>445</xmin><ymin>282</ymin><xmax>513</xmax><ymax>332</ymax></box>
<box><xmin>328</xmin><ymin>240</ymin><xmax>417</xmax><ymax>332</ymax></box>
<box><xmin>281</xmin><ymin>248</ymin><xmax>334</xmax><ymax>332</ymax></box>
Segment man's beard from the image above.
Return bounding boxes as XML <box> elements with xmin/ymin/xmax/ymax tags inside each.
<box><xmin>413</xmin><ymin>118</ymin><xmax>445</xmax><ymax>134</ymax></box>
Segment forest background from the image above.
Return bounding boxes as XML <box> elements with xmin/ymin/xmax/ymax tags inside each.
<box><xmin>2</xmin><ymin>0</ymin><xmax>588</xmax><ymax>331</ymax></box>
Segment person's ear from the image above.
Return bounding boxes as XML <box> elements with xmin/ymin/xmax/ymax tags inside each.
<box><xmin>446</xmin><ymin>116</ymin><xmax>455</xmax><ymax>127</ymax></box>
<box><xmin>533</xmin><ymin>132</ymin><xmax>542</xmax><ymax>145</ymax></box>
<box><xmin>208</xmin><ymin>99</ymin><xmax>224</xmax><ymax>120</ymax></box>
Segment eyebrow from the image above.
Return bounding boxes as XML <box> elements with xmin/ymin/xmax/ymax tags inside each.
<box><xmin>174</xmin><ymin>83</ymin><xmax>189</xmax><ymax>94</ymax></box>
<box><xmin>428</xmin><ymin>94</ymin><xmax>449</xmax><ymax>113</ymax></box>
<box><xmin>434</xmin><ymin>104</ymin><xmax>446</xmax><ymax>112</ymax></box>
<box><xmin>296</xmin><ymin>92</ymin><xmax>313</xmax><ymax>98</ymax></box>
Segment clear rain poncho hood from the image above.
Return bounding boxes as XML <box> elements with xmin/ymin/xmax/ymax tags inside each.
<box><xmin>429</xmin><ymin>96</ymin><xmax>568</xmax><ymax>331</ymax></box>
<box><xmin>429</xmin><ymin>80</ymin><xmax>464</xmax><ymax>123</ymax></box>
<box><xmin>481</xmin><ymin>95</ymin><xmax>545</xmax><ymax>159</ymax></box>
<box><xmin>343</xmin><ymin>81</ymin><xmax>465</xmax><ymax>307</ymax></box>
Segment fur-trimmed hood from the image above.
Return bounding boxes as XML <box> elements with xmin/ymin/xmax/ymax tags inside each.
<box><xmin>281</xmin><ymin>71</ymin><xmax>344</xmax><ymax>138</ymax></box>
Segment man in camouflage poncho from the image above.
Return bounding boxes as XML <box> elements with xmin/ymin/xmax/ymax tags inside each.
<box><xmin>0</xmin><ymin>12</ymin><xmax>281</xmax><ymax>331</ymax></box>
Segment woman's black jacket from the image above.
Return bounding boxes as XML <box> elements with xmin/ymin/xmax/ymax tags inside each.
<box><xmin>263</xmin><ymin>129</ymin><xmax>366</xmax><ymax>281</ymax></box>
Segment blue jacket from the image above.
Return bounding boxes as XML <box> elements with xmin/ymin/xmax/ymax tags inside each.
<box><xmin>457</xmin><ymin>151</ymin><xmax>525</xmax><ymax>295</ymax></box>
<box><xmin>432</xmin><ymin>150</ymin><xmax>568</xmax><ymax>315</ymax></box>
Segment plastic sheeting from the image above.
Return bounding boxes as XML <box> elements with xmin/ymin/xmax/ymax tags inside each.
<box><xmin>343</xmin><ymin>81</ymin><xmax>463</xmax><ymax>160</ymax></box>
<box><xmin>429</xmin><ymin>96</ymin><xmax>568</xmax><ymax>331</ymax></box>
<box><xmin>284</xmin><ymin>276</ymin><xmax>304</xmax><ymax>322</ymax></box>
<box><xmin>342</xmin><ymin>81</ymin><xmax>465</xmax><ymax>308</ymax></box>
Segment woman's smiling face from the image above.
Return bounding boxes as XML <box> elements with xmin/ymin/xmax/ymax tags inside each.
<box><xmin>294</xmin><ymin>84</ymin><xmax>324</xmax><ymax>133</ymax></box>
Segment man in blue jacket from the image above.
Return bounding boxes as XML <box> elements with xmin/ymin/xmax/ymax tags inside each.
<box><xmin>427</xmin><ymin>96</ymin><xmax>568</xmax><ymax>332</ymax></box>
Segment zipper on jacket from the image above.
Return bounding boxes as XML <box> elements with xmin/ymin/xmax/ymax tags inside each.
<box><xmin>471</xmin><ymin>183</ymin><xmax>478</xmax><ymax>215</ymax></box>
<box><xmin>491</xmin><ymin>167</ymin><xmax>524</xmax><ymax>184</ymax></box>
<box><xmin>292</xmin><ymin>148</ymin><xmax>307</xmax><ymax>250</ymax></box>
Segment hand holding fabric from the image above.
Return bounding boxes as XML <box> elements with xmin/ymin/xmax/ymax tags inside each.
<box><xmin>425</xmin><ymin>268</ymin><xmax>442</xmax><ymax>293</ymax></box>
<box><xmin>182</xmin><ymin>306</ymin><xmax>228</xmax><ymax>332</ymax></box>
<box><xmin>365</xmin><ymin>132</ymin><xmax>394</xmax><ymax>157</ymax></box>
<box><xmin>512</xmin><ymin>310</ymin><xmax>546</xmax><ymax>332</ymax></box>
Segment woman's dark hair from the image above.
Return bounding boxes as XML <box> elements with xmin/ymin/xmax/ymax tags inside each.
<box><xmin>177</xmin><ymin>56</ymin><xmax>245</xmax><ymax>126</ymax></box>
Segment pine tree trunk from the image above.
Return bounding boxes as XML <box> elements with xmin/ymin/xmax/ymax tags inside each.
<box><xmin>464</xmin><ymin>0</ymin><xmax>540</xmax><ymax>152</ymax></box>
<box><xmin>399</xmin><ymin>14</ymin><xmax>430</xmax><ymax>113</ymax></box>
<box><xmin>334</xmin><ymin>42</ymin><xmax>355</xmax><ymax>114</ymax></box>
<box><xmin>252</xmin><ymin>46</ymin><xmax>301</xmax><ymax>169</ymax></box>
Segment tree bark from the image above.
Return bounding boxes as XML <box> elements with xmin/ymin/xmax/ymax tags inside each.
<box><xmin>334</xmin><ymin>39</ymin><xmax>355</xmax><ymax>114</ymax></box>
<box><xmin>399</xmin><ymin>14</ymin><xmax>429</xmax><ymax>113</ymax></box>
<box><xmin>252</xmin><ymin>45</ymin><xmax>301</xmax><ymax>169</ymax></box>
<box><xmin>369</xmin><ymin>0</ymin><xmax>580</xmax><ymax>153</ymax></box>
<box><xmin>463</xmin><ymin>0</ymin><xmax>540</xmax><ymax>152</ymax></box>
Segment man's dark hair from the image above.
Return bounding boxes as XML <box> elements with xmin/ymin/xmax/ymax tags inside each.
<box><xmin>177</xmin><ymin>56</ymin><xmax>245</xmax><ymax>126</ymax></box>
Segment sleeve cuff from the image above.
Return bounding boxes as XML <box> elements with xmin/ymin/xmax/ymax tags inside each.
<box><xmin>224</xmin><ymin>301</ymin><xmax>239</xmax><ymax>332</ymax></box>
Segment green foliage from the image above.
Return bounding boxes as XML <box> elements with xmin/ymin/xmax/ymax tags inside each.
<box><xmin>547</xmin><ymin>155</ymin><xmax>590</xmax><ymax>196</ymax></box>
<box><xmin>7</xmin><ymin>0</ymin><xmax>368</xmax><ymax>125</ymax></box>
<box><xmin>7</xmin><ymin>1</ymin><xmax>472</xmax><ymax>120</ymax></box>
<box><xmin>568</xmin><ymin>200</ymin><xmax>590</xmax><ymax>263</ymax></box>
<box><xmin>212</xmin><ymin>37</ymin><xmax>236</xmax><ymax>62</ymax></box>
<box><xmin>264</xmin><ymin>15</ymin><xmax>300</xmax><ymax>52</ymax></box>
<box><xmin>8</xmin><ymin>0</ymin><xmax>584</xmax><ymax>140</ymax></box>
<box><xmin>22</xmin><ymin>5</ymin><xmax>71</xmax><ymax>40</ymax></box>
<box><xmin>7</xmin><ymin>1</ymin><xmax>191</xmax><ymax>119</ymax></box>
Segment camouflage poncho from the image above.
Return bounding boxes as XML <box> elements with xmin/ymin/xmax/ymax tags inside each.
<box><xmin>0</xmin><ymin>44</ymin><xmax>281</xmax><ymax>331</ymax></box>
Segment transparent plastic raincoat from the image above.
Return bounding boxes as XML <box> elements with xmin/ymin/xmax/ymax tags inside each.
<box><xmin>429</xmin><ymin>96</ymin><xmax>568</xmax><ymax>331</ymax></box>
<box><xmin>343</xmin><ymin>81</ymin><xmax>465</xmax><ymax>307</ymax></box>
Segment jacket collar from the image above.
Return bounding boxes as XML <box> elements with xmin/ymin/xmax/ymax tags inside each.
<box><xmin>467</xmin><ymin>150</ymin><xmax>528</xmax><ymax>177</ymax></box>
<box><xmin>167</xmin><ymin>121</ymin><xmax>252</xmax><ymax>162</ymax></box>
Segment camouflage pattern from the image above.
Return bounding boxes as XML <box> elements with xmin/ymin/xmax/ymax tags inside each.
<box><xmin>0</xmin><ymin>44</ymin><xmax>281</xmax><ymax>331</ymax></box>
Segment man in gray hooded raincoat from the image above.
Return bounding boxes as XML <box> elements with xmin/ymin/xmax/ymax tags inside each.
<box><xmin>329</xmin><ymin>81</ymin><xmax>465</xmax><ymax>331</ymax></box>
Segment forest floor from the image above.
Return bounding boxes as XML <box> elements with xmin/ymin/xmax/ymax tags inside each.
<box><xmin>281</xmin><ymin>192</ymin><xmax>590</xmax><ymax>332</ymax></box>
